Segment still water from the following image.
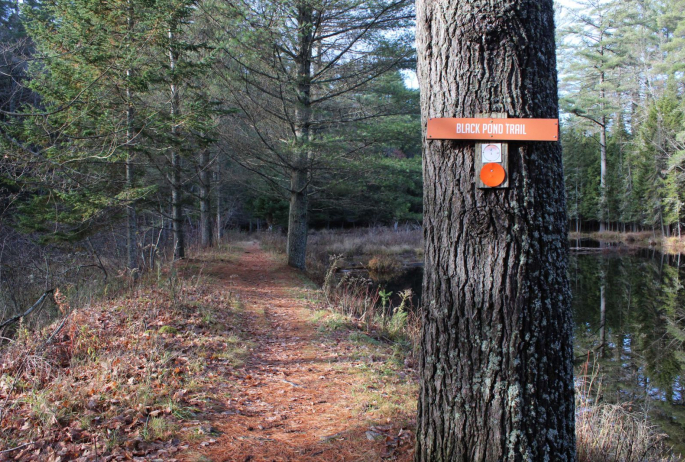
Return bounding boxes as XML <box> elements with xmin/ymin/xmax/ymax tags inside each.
<box><xmin>375</xmin><ymin>246</ymin><xmax>685</xmax><ymax>452</ymax></box>
<box><xmin>570</xmin><ymin>249</ymin><xmax>685</xmax><ymax>453</ymax></box>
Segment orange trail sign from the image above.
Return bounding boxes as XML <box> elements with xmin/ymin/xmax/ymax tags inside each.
<box><xmin>427</xmin><ymin>118</ymin><xmax>559</xmax><ymax>141</ymax></box>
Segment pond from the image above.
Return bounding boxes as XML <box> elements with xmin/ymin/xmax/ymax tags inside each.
<box><xmin>364</xmin><ymin>245</ymin><xmax>685</xmax><ymax>453</ymax></box>
<box><xmin>570</xmin><ymin>248</ymin><xmax>685</xmax><ymax>453</ymax></box>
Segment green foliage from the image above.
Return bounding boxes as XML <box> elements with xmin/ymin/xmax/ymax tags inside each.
<box><xmin>7</xmin><ymin>0</ymin><xmax>218</xmax><ymax>244</ymax></box>
<box><xmin>559</xmin><ymin>0</ymin><xmax>685</xmax><ymax>233</ymax></box>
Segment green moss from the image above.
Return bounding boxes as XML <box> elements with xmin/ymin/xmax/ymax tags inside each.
<box><xmin>158</xmin><ymin>325</ymin><xmax>178</xmax><ymax>334</ymax></box>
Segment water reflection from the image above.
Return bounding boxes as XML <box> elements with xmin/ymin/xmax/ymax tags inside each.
<box><xmin>570</xmin><ymin>250</ymin><xmax>685</xmax><ymax>452</ymax></box>
<box><xmin>359</xmin><ymin>245</ymin><xmax>685</xmax><ymax>451</ymax></box>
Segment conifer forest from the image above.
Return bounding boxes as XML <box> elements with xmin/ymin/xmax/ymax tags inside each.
<box><xmin>0</xmin><ymin>0</ymin><xmax>685</xmax><ymax>460</ymax></box>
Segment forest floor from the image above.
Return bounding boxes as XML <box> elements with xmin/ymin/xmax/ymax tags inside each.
<box><xmin>0</xmin><ymin>240</ymin><xmax>416</xmax><ymax>461</ymax></box>
<box><xmin>182</xmin><ymin>241</ymin><xmax>416</xmax><ymax>462</ymax></box>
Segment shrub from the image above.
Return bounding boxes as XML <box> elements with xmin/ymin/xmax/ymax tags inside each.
<box><xmin>367</xmin><ymin>254</ymin><xmax>403</xmax><ymax>283</ymax></box>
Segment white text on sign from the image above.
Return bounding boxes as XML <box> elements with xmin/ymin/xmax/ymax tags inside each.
<box><xmin>455</xmin><ymin>122</ymin><xmax>527</xmax><ymax>135</ymax></box>
<box><xmin>427</xmin><ymin>117</ymin><xmax>559</xmax><ymax>141</ymax></box>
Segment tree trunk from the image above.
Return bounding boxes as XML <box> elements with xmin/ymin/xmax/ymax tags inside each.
<box><xmin>126</xmin><ymin>89</ymin><xmax>137</xmax><ymax>273</ymax></box>
<box><xmin>415</xmin><ymin>1</ymin><xmax>575</xmax><ymax>461</ymax></box>
<box><xmin>215</xmin><ymin>159</ymin><xmax>222</xmax><ymax>242</ymax></box>
<box><xmin>286</xmin><ymin>3</ymin><xmax>314</xmax><ymax>270</ymax></box>
<box><xmin>599</xmin><ymin>281</ymin><xmax>606</xmax><ymax>357</ymax></box>
<box><xmin>126</xmin><ymin>0</ymin><xmax>137</xmax><ymax>275</ymax></box>
<box><xmin>286</xmin><ymin>165</ymin><xmax>309</xmax><ymax>269</ymax></box>
<box><xmin>599</xmin><ymin>113</ymin><xmax>607</xmax><ymax>232</ymax></box>
<box><xmin>169</xmin><ymin>25</ymin><xmax>184</xmax><ymax>260</ymax></box>
<box><xmin>598</xmin><ymin>54</ymin><xmax>607</xmax><ymax>232</ymax></box>
<box><xmin>199</xmin><ymin>147</ymin><xmax>212</xmax><ymax>248</ymax></box>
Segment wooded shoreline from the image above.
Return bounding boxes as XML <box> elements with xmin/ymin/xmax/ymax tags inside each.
<box><xmin>569</xmin><ymin>231</ymin><xmax>685</xmax><ymax>255</ymax></box>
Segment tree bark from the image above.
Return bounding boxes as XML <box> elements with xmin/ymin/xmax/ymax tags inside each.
<box><xmin>598</xmin><ymin>42</ymin><xmax>607</xmax><ymax>233</ymax></box>
<box><xmin>415</xmin><ymin>1</ymin><xmax>575</xmax><ymax>461</ymax></box>
<box><xmin>286</xmin><ymin>3</ymin><xmax>314</xmax><ymax>270</ymax></box>
<box><xmin>215</xmin><ymin>159</ymin><xmax>222</xmax><ymax>242</ymax></box>
<box><xmin>287</xmin><ymin>165</ymin><xmax>309</xmax><ymax>269</ymax></box>
<box><xmin>199</xmin><ymin>146</ymin><xmax>212</xmax><ymax>248</ymax></box>
<box><xmin>169</xmin><ymin>25</ymin><xmax>184</xmax><ymax>260</ymax></box>
<box><xmin>126</xmin><ymin>91</ymin><xmax>138</xmax><ymax>273</ymax></box>
<box><xmin>126</xmin><ymin>0</ymin><xmax>138</xmax><ymax>275</ymax></box>
<box><xmin>599</xmin><ymin>114</ymin><xmax>607</xmax><ymax>232</ymax></box>
<box><xmin>599</xmin><ymin>280</ymin><xmax>606</xmax><ymax>356</ymax></box>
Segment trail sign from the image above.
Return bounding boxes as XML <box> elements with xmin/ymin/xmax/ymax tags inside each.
<box><xmin>427</xmin><ymin>114</ymin><xmax>559</xmax><ymax>189</ymax></box>
<box><xmin>427</xmin><ymin>117</ymin><xmax>559</xmax><ymax>141</ymax></box>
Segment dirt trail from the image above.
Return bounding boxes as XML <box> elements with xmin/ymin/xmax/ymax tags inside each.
<box><xmin>188</xmin><ymin>241</ymin><xmax>414</xmax><ymax>462</ymax></box>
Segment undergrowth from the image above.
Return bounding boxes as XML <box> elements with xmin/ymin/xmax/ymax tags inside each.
<box><xmin>0</xmin><ymin>253</ymin><xmax>250</xmax><ymax>460</ymax></box>
<box><xmin>262</xmin><ymin>228</ymin><xmax>683</xmax><ymax>461</ymax></box>
<box><xmin>575</xmin><ymin>361</ymin><xmax>680</xmax><ymax>461</ymax></box>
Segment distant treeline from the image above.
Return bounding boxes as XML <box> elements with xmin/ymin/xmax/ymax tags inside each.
<box><xmin>558</xmin><ymin>0</ymin><xmax>685</xmax><ymax>237</ymax></box>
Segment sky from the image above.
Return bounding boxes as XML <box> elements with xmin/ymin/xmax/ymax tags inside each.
<box><xmin>402</xmin><ymin>1</ymin><xmax>581</xmax><ymax>90</ymax></box>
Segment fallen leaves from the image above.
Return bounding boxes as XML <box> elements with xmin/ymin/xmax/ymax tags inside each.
<box><xmin>0</xmin><ymin>265</ymin><xmax>247</xmax><ymax>460</ymax></box>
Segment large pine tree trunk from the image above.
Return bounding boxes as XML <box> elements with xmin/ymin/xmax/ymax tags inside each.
<box><xmin>285</xmin><ymin>3</ymin><xmax>313</xmax><ymax>270</ymax></box>
<box><xmin>415</xmin><ymin>1</ymin><xmax>575</xmax><ymax>460</ymax></box>
<box><xmin>286</xmin><ymin>165</ymin><xmax>309</xmax><ymax>269</ymax></box>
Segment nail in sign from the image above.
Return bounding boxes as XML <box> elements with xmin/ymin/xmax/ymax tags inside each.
<box><xmin>427</xmin><ymin>118</ymin><xmax>559</xmax><ymax>141</ymax></box>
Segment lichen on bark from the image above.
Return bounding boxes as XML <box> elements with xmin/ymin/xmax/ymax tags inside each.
<box><xmin>414</xmin><ymin>0</ymin><xmax>575</xmax><ymax>461</ymax></box>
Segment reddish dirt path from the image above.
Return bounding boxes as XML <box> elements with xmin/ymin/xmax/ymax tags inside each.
<box><xmin>186</xmin><ymin>241</ymin><xmax>414</xmax><ymax>462</ymax></box>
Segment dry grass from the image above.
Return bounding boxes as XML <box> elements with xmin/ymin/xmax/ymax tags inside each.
<box><xmin>571</xmin><ymin>230</ymin><xmax>685</xmax><ymax>254</ymax></box>
<box><xmin>308</xmin><ymin>227</ymin><xmax>422</xmax><ymax>258</ymax></box>
<box><xmin>663</xmin><ymin>236</ymin><xmax>685</xmax><ymax>254</ymax></box>
<box><xmin>0</xmin><ymin>253</ymin><xmax>250</xmax><ymax>460</ymax></box>
<box><xmin>256</xmin><ymin>227</ymin><xmax>422</xmax><ymax>286</ymax></box>
<box><xmin>575</xmin><ymin>362</ymin><xmax>680</xmax><ymax>462</ymax></box>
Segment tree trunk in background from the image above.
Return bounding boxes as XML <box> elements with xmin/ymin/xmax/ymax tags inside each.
<box><xmin>200</xmin><ymin>147</ymin><xmax>212</xmax><ymax>248</ymax></box>
<box><xmin>599</xmin><ymin>62</ymin><xmax>607</xmax><ymax>232</ymax></box>
<box><xmin>287</xmin><ymin>164</ymin><xmax>309</xmax><ymax>269</ymax></box>
<box><xmin>599</xmin><ymin>117</ymin><xmax>607</xmax><ymax>232</ymax></box>
<box><xmin>215</xmin><ymin>160</ymin><xmax>222</xmax><ymax>242</ymax></box>
<box><xmin>169</xmin><ymin>25</ymin><xmax>184</xmax><ymax>260</ymax></box>
<box><xmin>285</xmin><ymin>3</ymin><xmax>313</xmax><ymax>270</ymax></box>
<box><xmin>599</xmin><ymin>282</ymin><xmax>607</xmax><ymax>356</ymax></box>
<box><xmin>415</xmin><ymin>0</ymin><xmax>575</xmax><ymax>460</ymax></box>
<box><xmin>125</xmin><ymin>0</ymin><xmax>137</xmax><ymax>275</ymax></box>
<box><xmin>126</xmin><ymin>89</ymin><xmax>138</xmax><ymax>273</ymax></box>
<box><xmin>126</xmin><ymin>131</ymin><xmax>137</xmax><ymax>273</ymax></box>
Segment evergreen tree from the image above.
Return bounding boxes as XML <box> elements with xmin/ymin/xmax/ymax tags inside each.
<box><xmin>415</xmin><ymin>0</ymin><xmax>575</xmax><ymax>459</ymax></box>
<box><xmin>559</xmin><ymin>0</ymin><xmax>625</xmax><ymax>231</ymax></box>
<box><xmin>16</xmin><ymin>0</ymin><xmax>163</xmax><ymax>251</ymax></box>
<box><xmin>210</xmin><ymin>0</ymin><xmax>414</xmax><ymax>269</ymax></box>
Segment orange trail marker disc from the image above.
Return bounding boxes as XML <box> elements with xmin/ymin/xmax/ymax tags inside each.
<box><xmin>480</xmin><ymin>163</ymin><xmax>506</xmax><ymax>187</ymax></box>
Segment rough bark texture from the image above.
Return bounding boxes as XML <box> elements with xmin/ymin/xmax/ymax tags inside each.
<box><xmin>599</xmin><ymin>62</ymin><xmax>607</xmax><ymax>232</ymax></box>
<box><xmin>415</xmin><ymin>1</ymin><xmax>575</xmax><ymax>461</ymax></box>
<box><xmin>286</xmin><ymin>3</ymin><xmax>313</xmax><ymax>270</ymax></box>
<box><xmin>286</xmin><ymin>166</ymin><xmax>309</xmax><ymax>269</ymax></box>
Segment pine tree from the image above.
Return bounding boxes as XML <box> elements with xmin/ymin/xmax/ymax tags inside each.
<box><xmin>415</xmin><ymin>0</ymin><xmax>575</xmax><ymax>459</ymax></box>
<box><xmin>16</xmin><ymin>0</ymin><xmax>164</xmax><ymax>252</ymax></box>
<box><xmin>210</xmin><ymin>0</ymin><xmax>414</xmax><ymax>269</ymax></box>
<box><xmin>559</xmin><ymin>0</ymin><xmax>626</xmax><ymax>232</ymax></box>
